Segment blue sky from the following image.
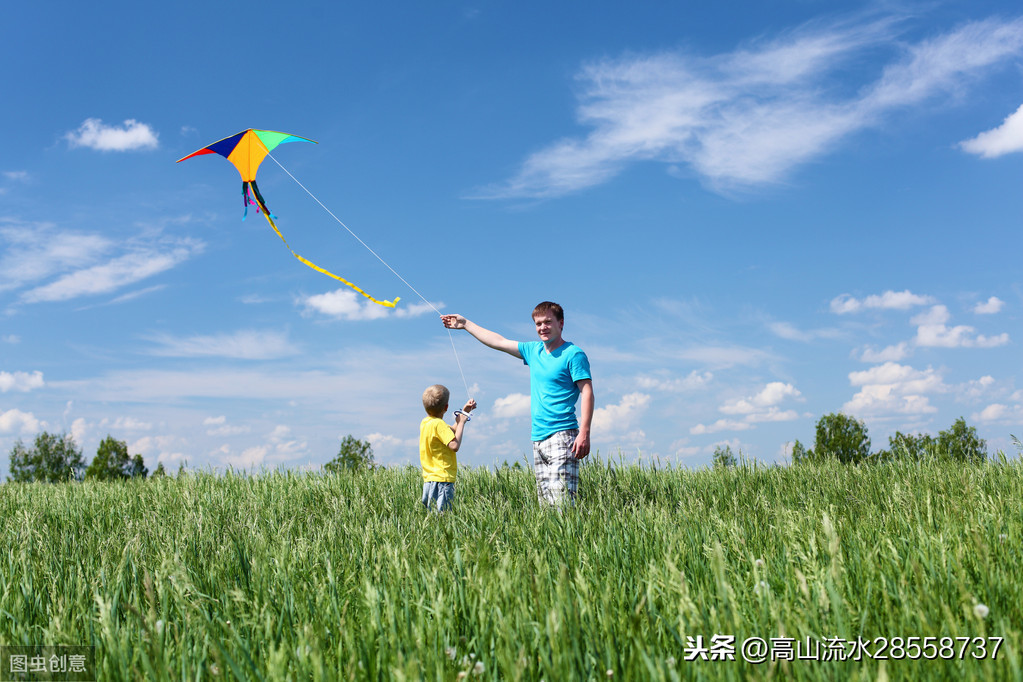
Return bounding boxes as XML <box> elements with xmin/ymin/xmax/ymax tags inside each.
<box><xmin>1</xmin><ymin>1</ymin><xmax>1021</xmax><ymax>475</ymax></box>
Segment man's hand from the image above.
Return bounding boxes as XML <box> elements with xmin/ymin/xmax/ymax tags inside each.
<box><xmin>441</xmin><ymin>314</ymin><xmax>466</xmax><ymax>329</ymax></box>
<box><xmin>440</xmin><ymin>314</ymin><xmax>522</xmax><ymax>358</ymax></box>
<box><xmin>571</xmin><ymin>430</ymin><xmax>591</xmax><ymax>459</ymax></box>
<box><xmin>462</xmin><ymin>398</ymin><xmax>477</xmax><ymax>414</ymax></box>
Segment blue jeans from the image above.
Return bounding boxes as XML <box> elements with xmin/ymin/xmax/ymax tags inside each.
<box><xmin>421</xmin><ymin>481</ymin><xmax>455</xmax><ymax>511</ymax></box>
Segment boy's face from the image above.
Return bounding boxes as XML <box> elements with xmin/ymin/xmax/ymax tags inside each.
<box><xmin>533</xmin><ymin>312</ymin><xmax>564</xmax><ymax>345</ymax></box>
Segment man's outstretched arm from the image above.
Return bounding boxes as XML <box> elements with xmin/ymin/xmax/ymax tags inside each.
<box><xmin>441</xmin><ymin>314</ymin><xmax>522</xmax><ymax>358</ymax></box>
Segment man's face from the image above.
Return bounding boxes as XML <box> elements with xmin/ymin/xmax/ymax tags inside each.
<box><xmin>533</xmin><ymin>312</ymin><xmax>564</xmax><ymax>344</ymax></box>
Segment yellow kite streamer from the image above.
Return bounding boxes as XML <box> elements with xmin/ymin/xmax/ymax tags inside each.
<box><xmin>177</xmin><ymin>129</ymin><xmax>399</xmax><ymax>307</ymax></box>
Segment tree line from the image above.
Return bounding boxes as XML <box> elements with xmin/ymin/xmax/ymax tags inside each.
<box><xmin>5</xmin><ymin>432</ymin><xmax>376</xmax><ymax>483</ymax></box>
<box><xmin>6</xmin><ymin>432</ymin><xmax>162</xmax><ymax>482</ymax></box>
<box><xmin>714</xmin><ymin>413</ymin><xmax>991</xmax><ymax>468</ymax></box>
<box><xmin>5</xmin><ymin>414</ymin><xmax>997</xmax><ymax>483</ymax></box>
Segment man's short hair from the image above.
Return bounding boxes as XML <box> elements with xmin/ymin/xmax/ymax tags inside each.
<box><xmin>422</xmin><ymin>384</ymin><xmax>450</xmax><ymax>417</ymax></box>
<box><xmin>532</xmin><ymin>301</ymin><xmax>564</xmax><ymax>322</ymax></box>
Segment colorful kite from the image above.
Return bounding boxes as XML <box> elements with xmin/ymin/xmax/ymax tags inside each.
<box><xmin>177</xmin><ymin>129</ymin><xmax>399</xmax><ymax>307</ymax></box>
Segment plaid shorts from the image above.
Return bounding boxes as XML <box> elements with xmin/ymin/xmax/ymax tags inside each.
<box><xmin>532</xmin><ymin>429</ymin><xmax>579</xmax><ymax>506</ymax></box>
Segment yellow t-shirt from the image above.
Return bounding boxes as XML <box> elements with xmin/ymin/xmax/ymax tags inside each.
<box><xmin>420</xmin><ymin>416</ymin><xmax>457</xmax><ymax>482</ymax></box>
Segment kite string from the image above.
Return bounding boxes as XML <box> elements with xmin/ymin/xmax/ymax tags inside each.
<box><xmin>267</xmin><ymin>153</ymin><xmax>437</xmax><ymax>312</ymax></box>
<box><xmin>267</xmin><ymin>152</ymin><xmax>474</xmax><ymax>402</ymax></box>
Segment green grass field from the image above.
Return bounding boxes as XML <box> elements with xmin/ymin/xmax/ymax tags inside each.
<box><xmin>1</xmin><ymin>458</ymin><xmax>1020</xmax><ymax>680</ymax></box>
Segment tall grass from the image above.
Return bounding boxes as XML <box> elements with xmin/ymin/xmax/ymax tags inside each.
<box><xmin>0</xmin><ymin>458</ymin><xmax>1019</xmax><ymax>680</ymax></box>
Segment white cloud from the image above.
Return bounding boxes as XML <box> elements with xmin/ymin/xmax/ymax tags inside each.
<box><xmin>148</xmin><ymin>329</ymin><xmax>298</xmax><ymax>360</ymax></box>
<box><xmin>130</xmin><ymin>435</ymin><xmax>182</xmax><ymax>462</ymax></box>
<box><xmin>367</xmin><ymin>433</ymin><xmax>415</xmax><ymax>449</ymax></box>
<box><xmin>689</xmin><ymin>382</ymin><xmax>804</xmax><ymax>435</ymax></box>
<box><xmin>690</xmin><ymin>419</ymin><xmax>753</xmax><ymax>435</ymax></box>
<box><xmin>960</xmin><ymin>103</ymin><xmax>1023</xmax><ymax>158</ymax></box>
<box><xmin>970</xmin><ymin>401</ymin><xmax>1023</xmax><ymax>424</ymax></box>
<box><xmin>675</xmin><ymin>345</ymin><xmax>773</xmax><ymax>369</ymax></box>
<box><xmin>972</xmin><ymin>403</ymin><xmax>1009</xmax><ymax>422</ymax></box>
<box><xmin>636</xmin><ymin>370</ymin><xmax>712</xmax><ymax>392</ymax></box>
<box><xmin>831</xmin><ymin>290</ymin><xmax>935</xmax><ymax>314</ymax></box>
<box><xmin>71</xmin><ymin>417</ymin><xmax>89</xmax><ymax>445</ymax></box>
<box><xmin>0</xmin><ymin>370</ymin><xmax>44</xmax><ymax>392</ymax></box>
<box><xmin>218</xmin><ymin>425</ymin><xmax>307</xmax><ymax>470</ymax></box>
<box><xmin>592</xmin><ymin>392</ymin><xmax>650</xmax><ymax>436</ymax></box>
<box><xmin>768</xmin><ymin>321</ymin><xmax>840</xmax><ymax>342</ymax></box>
<box><xmin>745</xmin><ymin>407</ymin><xmax>800</xmax><ymax>423</ymax></box>
<box><xmin>224</xmin><ymin>445</ymin><xmax>268</xmax><ymax>470</ymax></box>
<box><xmin>365</xmin><ymin>432</ymin><xmax>418</xmax><ymax>465</ymax></box>
<box><xmin>477</xmin><ymin>16</ymin><xmax>1023</xmax><ymax>197</ymax></box>
<box><xmin>912</xmin><ymin>305</ymin><xmax>1009</xmax><ymax>348</ymax></box>
<box><xmin>204</xmin><ymin>415</ymin><xmax>250</xmax><ymax>436</ymax></box>
<box><xmin>0</xmin><ymin>223</ymin><xmax>111</xmax><ymax>292</ymax></box>
<box><xmin>668</xmin><ymin>438</ymin><xmax>702</xmax><ymax>458</ymax></box>
<box><xmin>100</xmin><ymin>416</ymin><xmax>153</xmax><ymax>431</ymax></box>
<box><xmin>845</xmin><ymin>389</ymin><xmax>937</xmax><ymax>415</ymax></box>
<box><xmin>0</xmin><ymin>409</ymin><xmax>42</xmax><ymax>434</ymax></box>
<box><xmin>959</xmin><ymin>376</ymin><xmax>996</xmax><ymax>402</ymax></box>
<box><xmin>843</xmin><ymin>362</ymin><xmax>946</xmax><ymax>416</ymax></box>
<box><xmin>720</xmin><ymin>381</ymin><xmax>802</xmax><ymax>415</ymax></box>
<box><xmin>916</xmin><ymin>325</ymin><xmax>1009</xmax><ymax>349</ymax></box>
<box><xmin>20</xmin><ymin>238</ymin><xmax>203</xmax><ymax>303</ymax></box>
<box><xmin>856</xmin><ymin>342</ymin><xmax>910</xmax><ymax>363</ymax></box>
<box><xmin>849</xmin><ymin>362</ymin><xmax>945</xmax><ymax>393</ymax></box>
<box><xmin>52</xmin><ymin>363</ymin><xmax>404</xmax><ymax>404</ymax></box>
<box><xmin>108</xmin><ymin>285</ymin><xmax>166</xmax><ymax>305</ymax></box>
<box><xmin>910</xmin><ymin>305</ymin><xmax>951</xmax><ymax>326</ymax></box>
<box><xmin>299</xmin><ymin>289</ymin><xmax>434</xmax><ymax>321</ymax></box>
<box><xmin>493</xmin><ymin>393</ymin><xmax>530</xmax><ymax>418</ymax></box>
<box><xmin>64</xmin><ymin>118</ymin><xmax>159</xmax><ymax>152</ymax></box>
<box><xmin>267</xmin><ymin>425</ymin><xmax>307</xmax><ymax>458</ymax></box>
<box><xmin>973</xmin><ymin>296</ymin><xmax>1005</xmax><ymax>314</ymax></box>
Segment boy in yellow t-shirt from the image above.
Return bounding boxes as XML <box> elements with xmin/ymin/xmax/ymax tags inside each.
<box><xmin>420</xmin><ymin>384</ymin><xmax>476</xmax><ymax>511</ymax></box>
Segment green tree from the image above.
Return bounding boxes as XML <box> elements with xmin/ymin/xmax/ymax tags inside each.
<box><xmin>8</xmin><ymin>431</ymin><xmax>86</xmax><ymax>482</ymax></box>
<box><xmin>813</xmin><ymin>413</ymin><xmax>871</xmax><ymax>464</ymax></box>
<box><xmin>937</xmin><ymin>417</ymin><xmax>986</xmax><ymax>463</ymax></box>
<box><xmin>790</xmin><ymin>439</ymin><xmax>810</xmax><ymax>464</ymax></box>
<box><xmin>85</xmin><ymin>435</ymin><xmax>148</xmax><ymax>480</ymax></box>
<box><xmin>877</xmin><ymin>431</ymin><xmax>936</xmax><ymax>462</ymax></box>
<box><xmin>325</xmin><ymin>435</ymin><xmax>374</xmax><ymax>473</ymax></box>
<box><xmin>712</xmin><ymin>444</ymin><xmax>737</xmax><ymax>469</ymax></box>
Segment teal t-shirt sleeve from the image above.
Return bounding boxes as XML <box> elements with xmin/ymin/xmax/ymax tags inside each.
<box><xmin>569</xmin><ymin>350</ymin><xmax>591</xmax><ymax>382</ymax></box>
<box><xmin>518</xmin><ymin>341</ymin><xmax>532</xmax><ymax>365</ymax></box>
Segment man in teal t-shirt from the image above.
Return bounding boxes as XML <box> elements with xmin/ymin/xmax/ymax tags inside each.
<box><xmin>442</xmin><ymin>302</ymin><xmax>594</xmax><ymax>505</ymax></box>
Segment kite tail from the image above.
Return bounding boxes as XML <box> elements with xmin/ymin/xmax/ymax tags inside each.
<box><xmin>249</xmin><ymin>182</ymin><xmax>399</xmax><ymax>308</ymax></box>
<box><xmin>248</xmin><ymin>180</ymin><xmax>277</xmax><ymax>219</ymax></box>
<box><xmin>242</xmin><ymin>181</ymin><xmax>268</xmax><ymax>220</ymax></box>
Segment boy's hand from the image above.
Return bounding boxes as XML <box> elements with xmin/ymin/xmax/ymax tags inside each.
<box><xmin>441</xmin><ymin>314</ymin><xmax>467</xmax><ymax>329</ymax></box>
<box><xmin>462</xmin><ymin>399</ymin><xmax>477</xmax><ymax>414</ymax></box>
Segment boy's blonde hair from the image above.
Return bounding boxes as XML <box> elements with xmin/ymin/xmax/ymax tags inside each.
<box><xmin>422</xmin><ymin>384</ymin><xmax>450</xmax><ymax>417</ymax></box>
